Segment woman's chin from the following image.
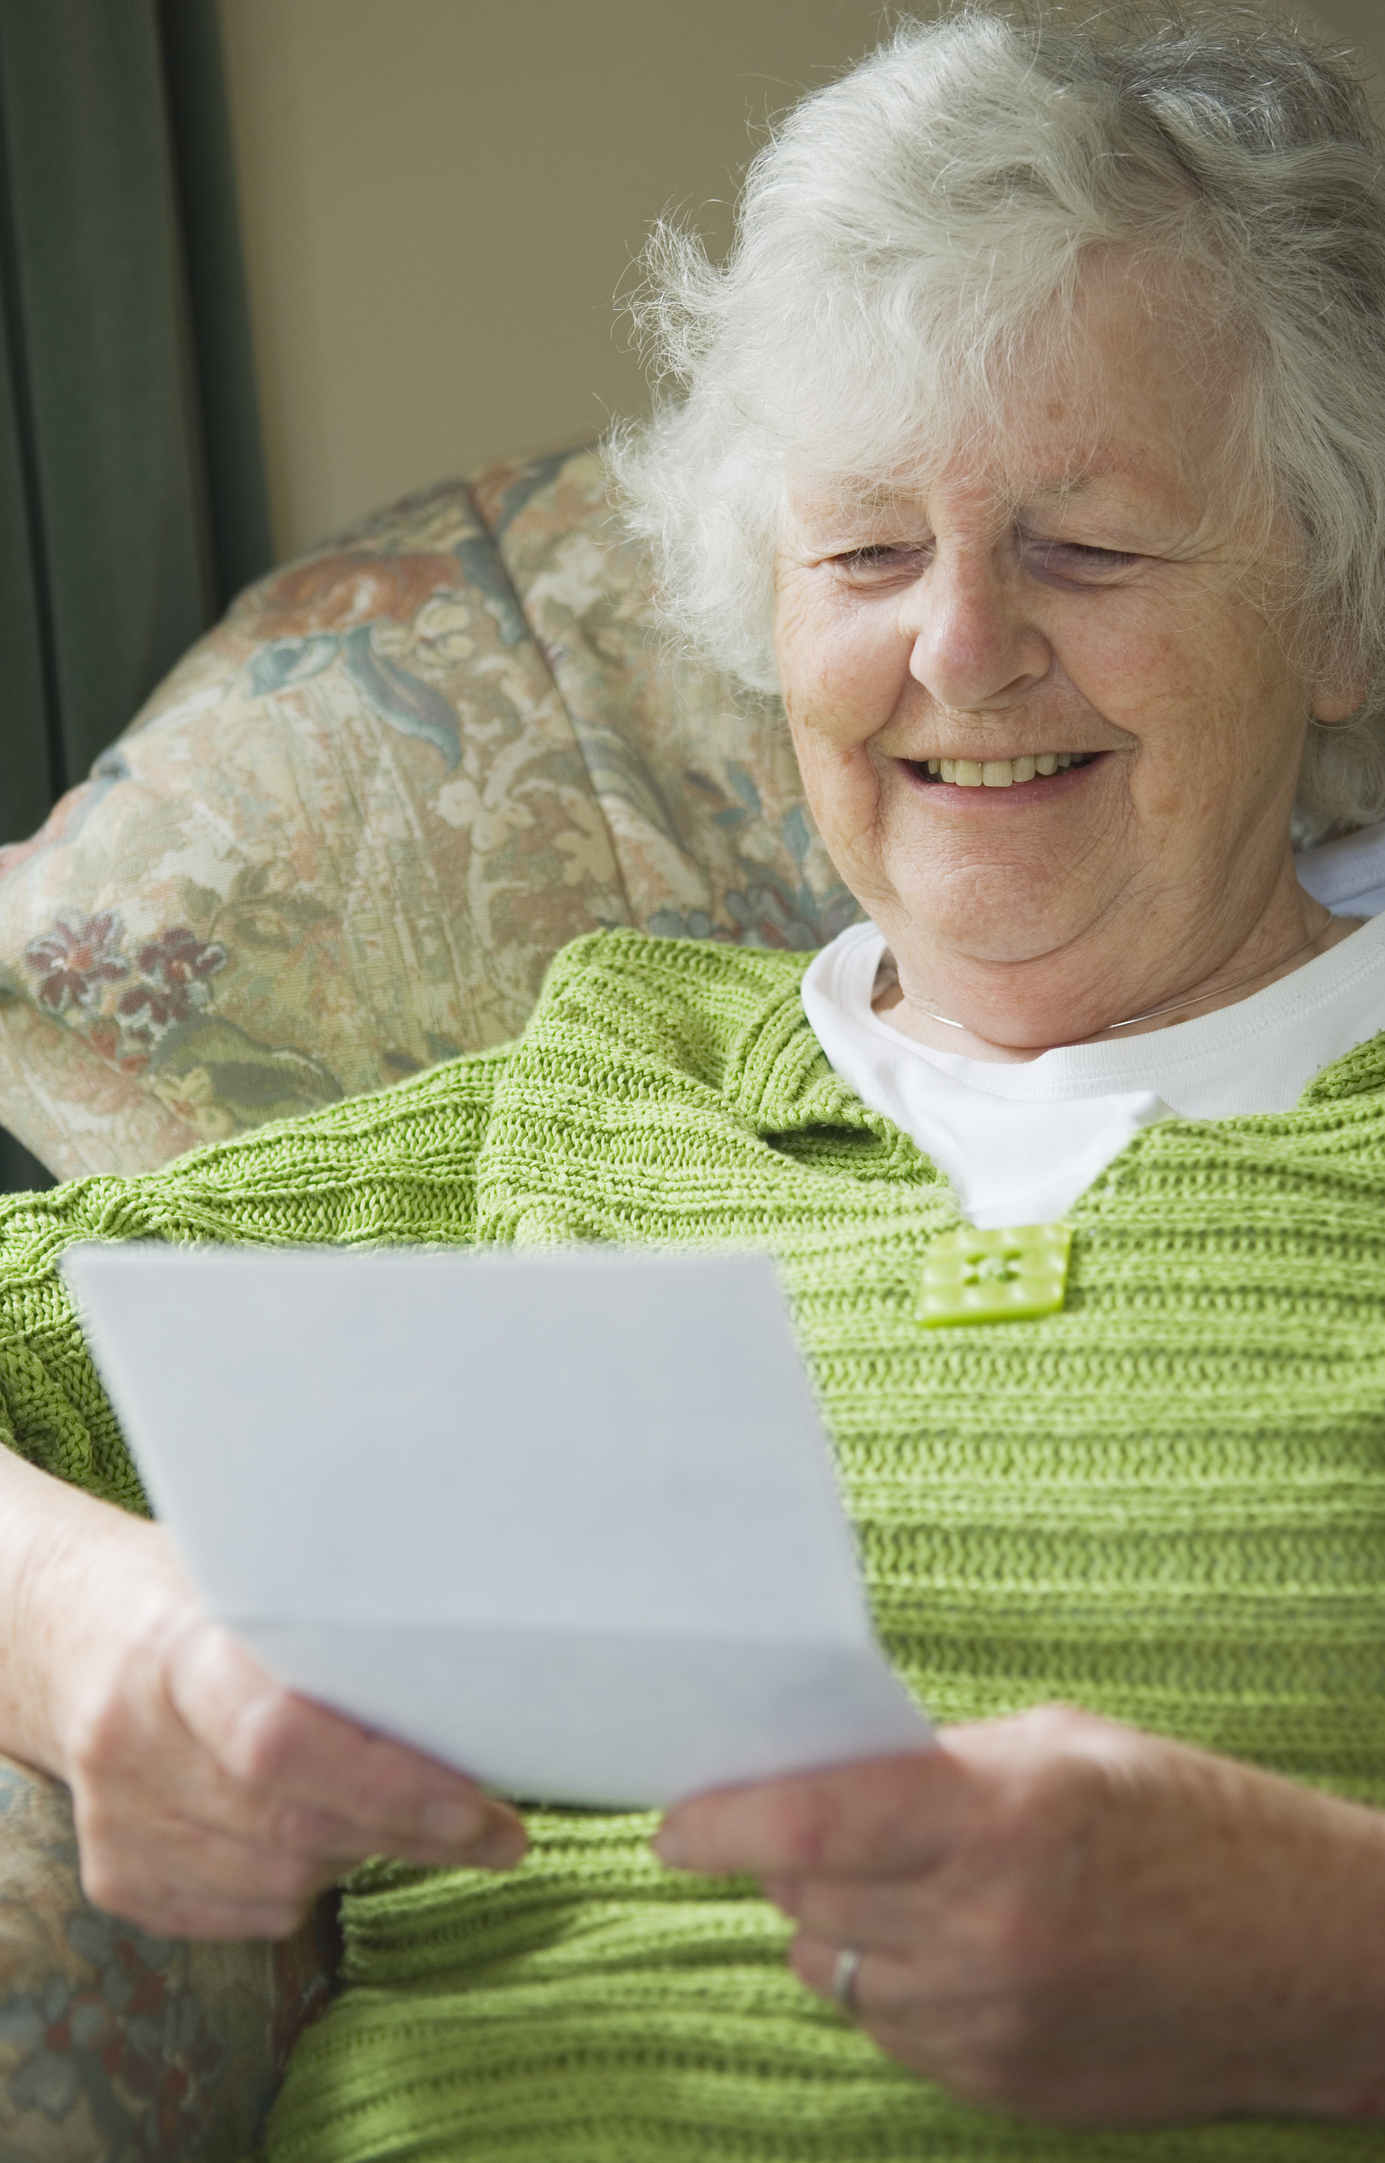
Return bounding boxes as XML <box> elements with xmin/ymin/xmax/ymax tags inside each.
<box><xmin>861</xmin><ymin>762</ymin><xmax>1138</xmax><ymax>960</ymax></box>
<box><xmin>878</xmin><ymin>880</ymin><xmax>1122</xmax><ymax>977</ymax></box>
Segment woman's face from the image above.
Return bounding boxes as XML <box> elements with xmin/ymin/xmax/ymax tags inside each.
<box><xmin>773</xmin><ymin>262</ymin><xmax>1359</xmax><ymax>1047</ymax></box>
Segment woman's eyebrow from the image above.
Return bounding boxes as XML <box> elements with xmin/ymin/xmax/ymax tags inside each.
<box><xmin>1011</xmin><ymin>467</ymin><xmax>1202</xmax><ymax>542</ymax></box>
<box><xmin>1009</xmin><ymin>464</ymin><xmax>1136</xmax><ymax>512</ymax></box>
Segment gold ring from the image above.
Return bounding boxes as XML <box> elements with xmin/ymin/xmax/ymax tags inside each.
<box><xmin>831</xmin><ymin>1944</ymin><xmax>864</xmax><ymax>2011</ymax></box>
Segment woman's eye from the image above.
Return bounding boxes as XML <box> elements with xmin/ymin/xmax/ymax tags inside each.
<box><xmin>1028</xmin><ymin>540</ymin><xmax>1137</xmax><ymax>581</ymax></box>
<box><xmin>833</xmin><ymin>544</ymin><xmax>923</xmax><ymax>576</ymax></box>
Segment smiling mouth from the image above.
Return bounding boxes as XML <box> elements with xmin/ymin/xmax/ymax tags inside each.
<box><xmin>910</xmin><ymin>752</ymin><xmax>1100</xmax><ymax>789</ymax></box>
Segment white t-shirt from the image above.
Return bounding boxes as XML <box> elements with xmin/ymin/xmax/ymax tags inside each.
<box><xmin>801</xmin><ymin>910</ymin><xmax>1385</xmax><ymax>1228</ymax></box>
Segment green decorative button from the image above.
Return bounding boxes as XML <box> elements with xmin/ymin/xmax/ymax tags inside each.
<box><xmin>916</xmin><ymin>1222</ymin><xmax>1072</xmax><ymax>1327</ymax></box>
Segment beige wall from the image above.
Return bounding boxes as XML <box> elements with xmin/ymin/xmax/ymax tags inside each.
<box><xmin>1310</xmin><ymin>0</ymin><xmax>1385</xmax><ymax>59</ymax></box>
<box><xmin>218</xmin><ymin>0</ymin><xmax>1385</xmax><ymax>565</ymax></box>
<box><xmin>218</xmin><ymin>0</ymin><xmax>893</xmax><ymax>559</ymax></box>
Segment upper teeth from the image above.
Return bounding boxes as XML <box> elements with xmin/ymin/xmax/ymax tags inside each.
<box><xmin>926</xmin><ymin>753</ymin><xmax>1083</xmax><ymax>787</ymax></box>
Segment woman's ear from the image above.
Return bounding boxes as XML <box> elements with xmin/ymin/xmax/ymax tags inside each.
<box><xmin>1311</xmin><ymin>670</ymin><xmax>1368</xmax><ymax>725</ymax></box>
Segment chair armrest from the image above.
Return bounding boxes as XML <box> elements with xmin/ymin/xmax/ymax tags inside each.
<box><xmin>0</xmin><ymin>1749</ymin><xmax>336</xmax><ymax>2160</ymax></box>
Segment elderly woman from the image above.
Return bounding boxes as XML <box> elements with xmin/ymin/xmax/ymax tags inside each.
<box><xmin>4</xmin><ymin>7</ymin><xmax>1385</xmax><ymax>2159</ymax></box>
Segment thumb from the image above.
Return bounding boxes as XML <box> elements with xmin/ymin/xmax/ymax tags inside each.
<box><xmin>654</xmin><ymin>1744</ymin><xmax>958</xmax><ymax>1878</ymax></box>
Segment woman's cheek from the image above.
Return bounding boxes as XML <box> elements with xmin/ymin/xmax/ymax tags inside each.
<box><xmin>800</xmin><ymin>650</ymin><xmax>898</xmax><ymax>752</ymax></box>
<box><xmin>776</xmin><ymin>579</ymin><xmax>898</xmax><ymax>745</ymax></box>
<box><xmin>786</xmin><ymin>724</ymin><xmax>886</xmax><ymax>878</ymax></box>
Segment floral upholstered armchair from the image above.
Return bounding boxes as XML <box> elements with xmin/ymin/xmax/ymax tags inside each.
<box><xmin>0</xmin><ymin>447</ymin><xmax>857</xmax><ymax>1188</ymax></box>
<box><xmin>0</xmin><ymin>444</ymin><xmax>859</xmax><ymax>2162</ymax></box>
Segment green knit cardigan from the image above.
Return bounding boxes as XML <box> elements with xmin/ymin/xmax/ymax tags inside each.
<box><xmin>6</xmin><ymin>929</ymin><xmax>1385</xmax><ymax>2163</ymax></box>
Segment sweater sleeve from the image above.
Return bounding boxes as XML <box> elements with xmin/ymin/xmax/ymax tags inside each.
<box><xmin>0</xmin><ymin>1045</ymin><xmax>510</xmax><ymax>1514</ymax></box>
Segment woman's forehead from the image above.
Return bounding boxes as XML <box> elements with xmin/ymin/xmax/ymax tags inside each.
<box><xmin>782</xmin><ymin>253</ymin><xmax>1245</xmax><ymax>529</ymax></box>
<box><xmin>782</xmin><ymin>435</ymin><xmax>1219</xmax><ymax>541</ymax></box>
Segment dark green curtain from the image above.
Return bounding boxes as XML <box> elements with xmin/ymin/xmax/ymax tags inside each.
<box><xmin>0</xmin><ymin>0</ymin><xmax>271</xmax><ymax>1191</ymax></box>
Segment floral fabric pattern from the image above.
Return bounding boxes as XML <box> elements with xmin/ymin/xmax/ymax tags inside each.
<box><xmin>0</xmin><ymin>1751</ymin><xmax>326</xmax><ymax>2162</ymax></box>
<box><xmin>0</xmin><ymin>467</ymin><xmax>632</xmax><ymax>1179</ymax></box>
<box><xmin>21</xmin><ymin>918</ymin><xmax>231</xmax><ymax>1074</ymax></box>
<box><xmin>23</xmin><ymin>914</ymin><xmax>130</xmax><ymax>1017</ymax></box>
<box><xmin>0</xmin><ymin>445</ymin><xmax>856</xmax><ymax>1184</ymax></box>
<box><xmin>475</xmin><ymin>447</ymin><xmax>860</xmax><ymax>955</ymax></box>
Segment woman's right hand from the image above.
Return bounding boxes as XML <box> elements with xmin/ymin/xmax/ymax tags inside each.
<box><xmin>1</xmin><ymin>1448</ymin><xmax>526</xmax><ymax>1939</ymax></box>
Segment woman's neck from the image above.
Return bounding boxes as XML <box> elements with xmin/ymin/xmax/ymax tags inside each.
<box><xmin>872</xmin><ymin>895</ymin><xmax>1364</xmax><ymax>1064</ymax></box>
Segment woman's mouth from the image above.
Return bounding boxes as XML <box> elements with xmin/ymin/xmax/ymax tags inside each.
<box><xmin>909</xmin><ymin>752</ymin><xmax>1100</xmax><ymax>788</ymax></box>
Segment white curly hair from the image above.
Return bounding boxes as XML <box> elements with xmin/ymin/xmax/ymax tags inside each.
<box><xmin>607</xmin><ymin>4</ymin><xmax>1385</xmax><ymax>838</ymax></box>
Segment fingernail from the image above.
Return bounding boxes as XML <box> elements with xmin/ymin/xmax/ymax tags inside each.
<box><xmin>421</xmin><ymin>1798</ymin><xmax>485</xmax><ymax>1843</ymax></box>
<box><xmin>473</xmin><ymin>1818</ymin><xmax>528</xmax><ymax>1871</ymax></box>
<box><xmin>652</xmin><ymin>1824</ymin><xmax>689</xmax><ymax>1867</ymax></box>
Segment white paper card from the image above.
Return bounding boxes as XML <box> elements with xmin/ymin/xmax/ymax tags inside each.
<box><xmin>62</xmin><ymin>1244</ymin><xmax>932</xmax><ymax>1805</ymax></box>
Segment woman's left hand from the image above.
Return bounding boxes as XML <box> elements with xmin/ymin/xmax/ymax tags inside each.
<box><xmin>654</xmin><ymin>1705</ymin><xmax>1385</xmax><ymax>2126</ymax></box>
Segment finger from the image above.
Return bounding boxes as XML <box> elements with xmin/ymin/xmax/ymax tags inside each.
<box><xmin>168</xmin><ymin>1625</ymin><xmax>505</xmax><ymax>1846</ymax></box>
<box><xmin>83</xmin><ymin>1779</ymin><xmax>524</xmax><ymax>1917</ymax></box>
<box><xmin>173</xmin><ymin>1779</ymin><xmax>526</xmax><ymax>1871</ymax></box>
<box><xmin>151</xmin><ymin>1898</ymin><xmax>313</xmax><ymax>1941</ymax></box>
<box><xmin>789</xmin><ymin>1929</ymin><xmax>917</xmax><ymax>2016</ymax></box>
<box><xmin>654</xmin><ymin>1746</ymin><xmax>954</xmax><ymax>1878</ymax></box>
<box><xmin>76</xmin><ymin>1789</ymin><xmax>335</xmax><ymax>1915</ymax></box>
<box><xmin>81</xmin><ymin>1860</ymin><xmax>317</xmax><ymax>1943</ymax></box>
<box><xmin>761</xmin><ymin>1871</ymin><xmax>931</xmax><ymax>1956</ymax></box>
<box><xmin>395</xmin><ymin>1804</ymin><xmax>529</xmax><ymax>1873</ymax></box>
<box><xmin>76</xmin><ymin>1775</ymin><xmax>527</xmax><ymax>1948</ymax></box>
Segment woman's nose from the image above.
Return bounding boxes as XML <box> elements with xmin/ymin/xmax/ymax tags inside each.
<box><xmin>903</xmin><ymin>551</ymin><xmax>1051</xmax><ymax>710</ymax></box>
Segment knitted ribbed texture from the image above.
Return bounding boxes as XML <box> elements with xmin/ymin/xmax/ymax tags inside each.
<box><xmin>5</xmin><ymin>930</ymin><xmax>1385</xmax><ymax>2162</ymax></box>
